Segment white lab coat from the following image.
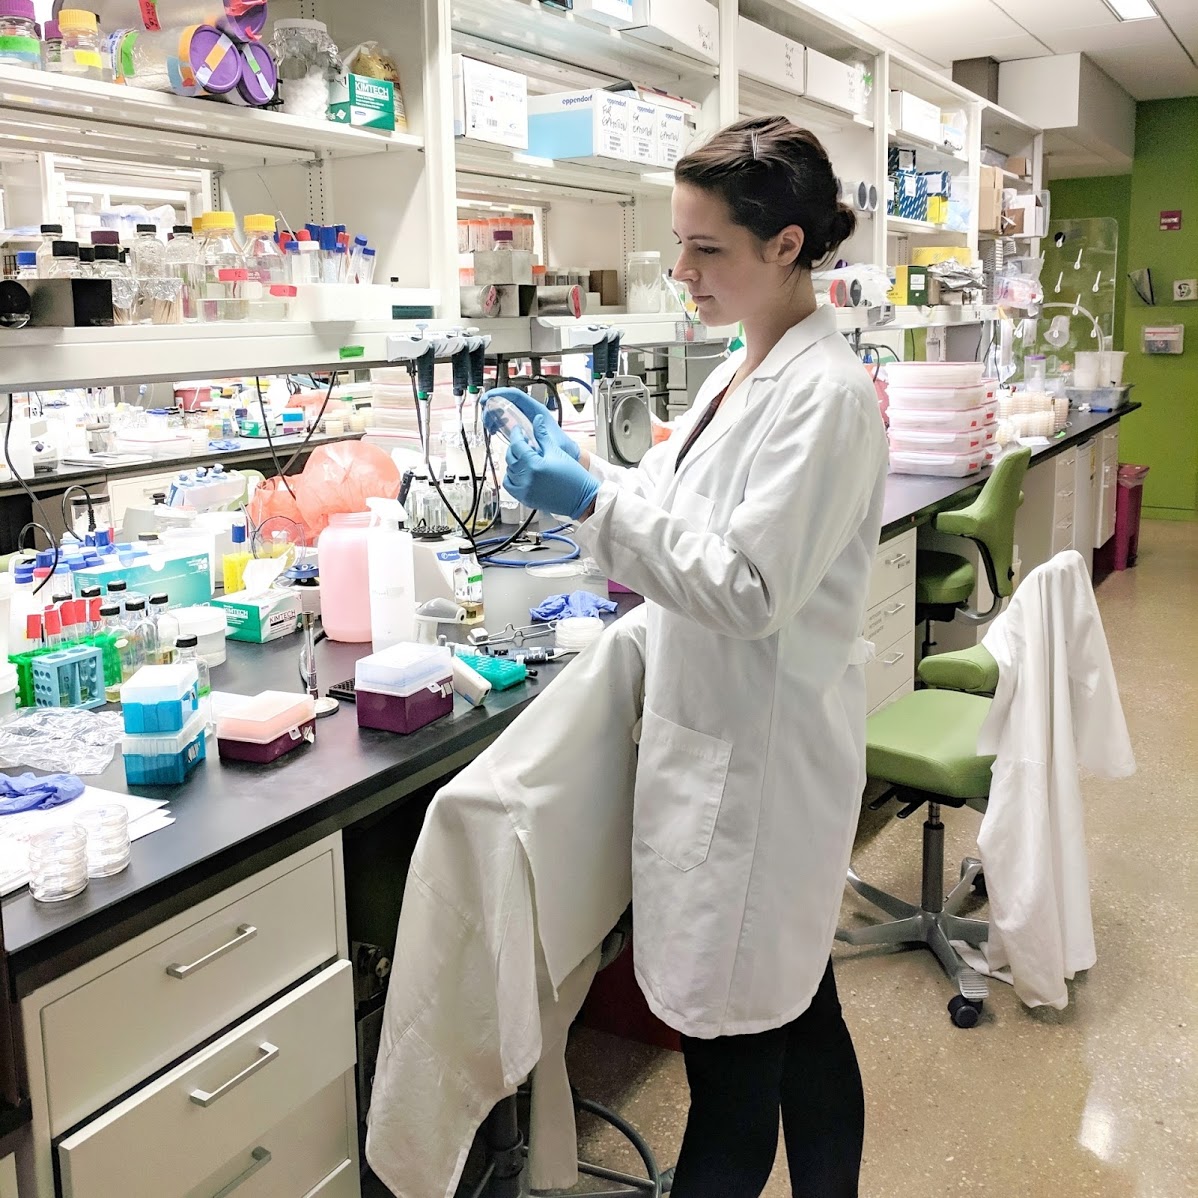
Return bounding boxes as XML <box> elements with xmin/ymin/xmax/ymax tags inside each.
<box><xmin>973</xmin><ymin>550</ymin><xmax>1136</xmax><ymax>1009</ymax></box>
<box><xmin>365</xmin><ymin>608</ymin><xmax>647</xmax><ymax>1198</ymax></box>
<box><xmin>575</xmin><ymin>304</ymin><xmax>889</xmax><ymax>1037</ymax></box>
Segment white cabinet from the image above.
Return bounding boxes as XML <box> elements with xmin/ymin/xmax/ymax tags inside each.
<box><xmin>1094</xmin><ymin>426</ymin><xmax>1119</xmax><ymax>548</ymax></box>
<box><xmin>1073</xmin><ymin>439</ymin><xmax>1097</xmax><ymax>575</ymax></box>
<box><xmin>864</xmin><ymin>529</ymin><xmax>917</xmax><ymax>714</ymax></box>
<box><xmin>20</xmin><ymin>835</ymin><xmax>355</xmax><ymax>1198</ymax></box>
<box><xmin>0</xmin><ymin>1154</ymin><xmax>16</xmax><ymax>1198</ymax></box>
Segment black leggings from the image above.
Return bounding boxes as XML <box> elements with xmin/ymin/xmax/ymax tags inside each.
<box><xmin>670</xmin><ymin>960</ymin><xmax>864</xmax><ymax>1198</ymax></box>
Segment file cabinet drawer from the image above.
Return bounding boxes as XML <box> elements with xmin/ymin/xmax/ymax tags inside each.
<box><xmin>865</xmin><ymin>624</ymin><xmax>915</xmax><ymax>714</ymax></box>
<box><xmin>862</xmin><ymin>583</ymin><xmax>914</xmax><ymax>651</ymax></box>
<box><xmin>42</xmin><ymin>851</ymin><xmax>340</xmax><ymax>1136</ymax></box>
<box><xmin>182</xmin><ymin>1073</ymin><xmax>355</xmax><ymax>1198</ymax></box>
<box><xmin>306</xmin><ymin>1160</ymin><xmax>359</xmax><ymax>1197</ymax></box>
<box><xmin>58</xmin><ymin>962</ymin><xmax>355</xmax><ymax>1198</ymax></box>
<box><xmin>869</xmin><ymin>530</ymin><xmax>916</xmax><ymax>608</ymax></box>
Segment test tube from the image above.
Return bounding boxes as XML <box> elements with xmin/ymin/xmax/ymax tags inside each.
<box><xmin>359</xmin><ymin>247</ymin><xmax>377</xmax><ymax>286</ymax></box>
<box><xmin>348</xmin><ymin>235</ymin><xmax>367</xmax><ymax>282</ymax></box>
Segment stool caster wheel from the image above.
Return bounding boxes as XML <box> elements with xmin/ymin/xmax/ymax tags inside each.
<box><xmin>960</xmin><ymin>857</ymin><xmax>987</xmax><ymax>898</ymax></box>
<box><xmin>660</xmin><ymin>1165</ymin><xmax>675</xmax><ymax>1192</ymax></box>
<box><xmin>948</xmin><ymin>995</ymin><xmax>983</xmax><ymax>1028</ymax></box>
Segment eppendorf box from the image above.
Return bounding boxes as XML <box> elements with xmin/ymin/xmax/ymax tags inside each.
<box><xmin>527</xmin><ymin>89</ymin><xmax>632</xmax><ymax>167</ymax></box>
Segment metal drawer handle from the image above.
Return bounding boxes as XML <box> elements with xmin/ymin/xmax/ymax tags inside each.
<box><xmin>167</xmin><ymin>924</ymin><xmax>257</xmax><ymax>980</ymax></box>
<box><xmin>881</xmin><ymin>651</ymin><xmax>906</xmax><ymax>666</ymax></box>
<box><xmin>884</xmin><ymin>552</ymin><xmax>910</xmax><ymax>566</ymax></box>
<box><xmin>883</xmin><ymin>602</ymin><xmax>907</xmax><ymax>616</ymax></box>
<box><xmin>189</xmin><ymin>1042</ymin><xmax>279</xmax><ymax>1108</ymax></box>
<box><xmin>211</xmin><ymin>1147</ymin><xmax>272</xmax><ymax>1197</ymax></box>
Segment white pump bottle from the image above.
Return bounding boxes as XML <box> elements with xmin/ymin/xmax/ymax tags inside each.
<box><xmin>365</xmin><ymin>497</ymin><xmax>416</xmax><ymax>652</ymax></box>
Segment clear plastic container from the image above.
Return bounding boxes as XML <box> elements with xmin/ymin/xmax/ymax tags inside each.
<box><xmin>198</xmin><ymin>212</ymin><xmax>248</xmax><ymax>322</ymax></box>
<box><xmin>122</xmin><ymin>708</ymin><xmax>207</xmax><ymax>785</ymax></box>
<box><xmin>174</xmin><ymin>603</ymin><xmax>227</xmax><ymax>670</ymax></box>
<box><xmin>215</xmin><ymin>691</ymin><xmax>316</xmax><ymax>763</ymax></box>
<box><xmin>884</xmin><ymin>361</ymin><xmax>986</xmax><ymax>388</ymax></box>
<box><xmin>58</xmin><ymin>8</ymin><xmax>103</xmax><ymax>80</ymax></box>
<box><xmin>36</xmin><ymin>223</ymin><xmax>63</xmax><ymax>277</ymax></box>
<box><xmin>28</xmin><ymin>826</ymin><xmax>88</xmax><ymax>902</ymax></box>
<box><xmin>885</xmin><ymin>383</ymin><xmax>988</xmax><ymax>411</ymax></box>
<box><xmin>75</xmin><ymin>804</ymin><xmax>131</xmax><ymax>879</ymax></box>
<box><xmin>47</xmin><ymin>240</ymin><xmax>81</xmax><ymax>279</ymax></box>
<box><xmin>271</xmin><ymin>18</ymin><xmax>340</xmax><ymax>120</ymax></box>
<box><xmin>888</xmin><ymin>425</ymin><xmax>996</xmax><ymax>455</ymax></box>
<box><xmin>166</xmin><ymin>225</ymin><xmax>201</xmax><ymax>322</ymax></box>
<box><xmin>120</xmin><ymin>661</ymin><xmax>200</xmax><ymax>733</ymax></box>
<box><xmin>627</xmin><ymin>250</ymin><xmax>662</xmax><ymax>314</ymax></box>
<box><xmin>317</xmin><ymin>512</ymin><xmax>372</xmax><ymax>643</ymax></box>
<box><xmin>885</xmin><ymin>404</ymin><xmax>998</xmax><ymax>433</ymax></box>
<box><xmin>481</xmin><ymin>393</ymin><xmax>539</xmax><ymax>448</ymax></box>
<box><xmin>242</xmin><ymin>214</ymin><xmax>289</xmax><ymax>320</ymax></box>
<box><xmin>889</xmin><ymin>449</ymin><xmax>992</xmax><ymax>478</ymax></box>
<box><xmin>0</xmin><ymin>0</ymin><xmax>42</xmax><ymax>70</ymax></box>
<box><xmin>42</xmin><ymin>17</ymin><xmax>61</xmax><ymax>71</ymax></box>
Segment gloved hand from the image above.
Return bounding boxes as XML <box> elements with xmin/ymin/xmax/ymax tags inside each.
<box><xmin>484</xmin><ymin>387</ymin><xmax>580</xmax><ymax>461</ymax></box>
<box><xmin>504</xmin><ymin>416</ymin><xmax>599</xmax><ymax>520</ymax></box>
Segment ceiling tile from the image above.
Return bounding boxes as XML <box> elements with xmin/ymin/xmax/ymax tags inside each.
<box><xmin>1089</xmin><ymin>47</ymin><xmax>1198</xmax><ymax>100</ymax></box>
<box><xmin>1042</xmin><ymin>20</ymin><xmax>1178</xmax><ymax>54</ymax></box>
<box><xmin>993</xmin><ymin>0</ymin><xmax>1116</xmax><ymax>36</ymax></box>
<box><xmin>1153</xmin><ymin>0</ymin><xmax>1198</xmax><ymax>58</ymax></box>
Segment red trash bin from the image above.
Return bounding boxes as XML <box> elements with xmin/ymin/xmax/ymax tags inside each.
<box><xmin>1114</xmin><ymin>464</ymin><xmax>1149</xmax><ymax>570</ymax></box>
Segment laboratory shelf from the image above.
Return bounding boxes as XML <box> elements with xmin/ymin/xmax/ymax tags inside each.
<box><xmin>455</xmin><ymin>141</ymin><xmax>673</xmax><ymax>203</ymax></box>
<box><xmin>0</xmin><ymin>66</ymin><xmax>424</xmax><ymax>172</ymax></box>
<box><xmin>835</xmin><ymin>304</ymin><xmax>998</xmax><ymax>332</ymax></box>
<box><xmin>0</xmin><ymin>320</ymin><xmax>518</xmax><ymax>392</ymax></box>
<box><xmin>451</xmin><ymin>0</ymin><xmax>719</xmax><ymax>87</ymax></box>
<box><xmin>887</xmin><ymin>129</ymin><xmax>969</xmax><ymax>166</ymax></box>
<box><xmin>738</xmin><ymin>76</ymin><xmax>874</xmax><ymax>133</ymax></box>
<box><xmin>530</xmin><ymin>313</ymin><xmax>736</xmax><ymax>353</ymax></box>
<box><xmin>887</xmin><ymin>216</ymin><xmax>962</xmax><ymax>236</ymax></box>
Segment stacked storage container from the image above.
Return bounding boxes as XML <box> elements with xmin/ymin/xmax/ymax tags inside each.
<box><xmin>884</xmin><ymin>361</ymin><xmax>998</xmax><ymax>477</ymax></box>
<box><xmin>216</xmin><ymin>691</ymin><xmax>317</xmax><ymax>763</ymax></box>
<box><xmin>120</xmin><ymin>663</ymin><xmax>206</xmax><ymax>785</ymax></box>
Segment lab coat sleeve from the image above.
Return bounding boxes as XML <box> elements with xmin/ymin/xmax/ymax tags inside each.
<box><xmin>586</xmin><ymin>439</ymin><xmax>672</xmax><ymax>499</ymax></box>
<box><xmin>575</xmin><ymin>384</ymin><xmax>881</xmax><ymax>640</ymax></box>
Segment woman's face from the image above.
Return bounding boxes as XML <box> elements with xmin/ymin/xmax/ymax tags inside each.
<box><xmin>671</xmin><ymin>182</ymin><xmax>804</xmax><ymax>328</ymax></box>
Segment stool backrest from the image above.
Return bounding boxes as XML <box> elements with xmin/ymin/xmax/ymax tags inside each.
<box><xmin>934</xmin><ymin>448</ymin><xmax>1032</xmax><ymax>603</ymax></box>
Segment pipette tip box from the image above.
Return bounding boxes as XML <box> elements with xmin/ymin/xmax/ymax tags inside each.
<box><xmin>122</xmin><ymin>710</ymin><xmax>207</xmax><ymax>786</ymax></box>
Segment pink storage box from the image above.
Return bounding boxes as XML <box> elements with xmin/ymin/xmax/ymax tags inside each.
<box><xmin>888</xmin><ymin>424</ymin><xmax>997</xmax><ymax>455</ymax></box>
<box><xmin>356</xmin><ymin>643</ymin><xmax>454</xmax><ymax>735</ymax></box>
<box><xmin>216</xmin><ymin>691</ymin><xmax>317</xmax><ymax>763</ymax></box>
<box><xmin>889</xmin><ymin>449</ymin><xmax>992</xmax><ymax>478</ymax></box>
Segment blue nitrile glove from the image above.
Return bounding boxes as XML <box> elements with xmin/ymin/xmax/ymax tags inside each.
<box><xmin>530</xmin><ymin>590</ymin><xmax>618</xmax><ymax>622</ymax></box>
<box><xmin>504</xmin><ymin>417</ymin><xmax>599</xmax><ymax>520</ymax></box>
<box><xmin>0</xmin><ymin>772</ymin><xmax>85</xmax><ymax>815</ymax></box>
<box><xmin>485</xmin><ymin>388</ymin><xmax>580</xmax><ymax>460</ymax></box>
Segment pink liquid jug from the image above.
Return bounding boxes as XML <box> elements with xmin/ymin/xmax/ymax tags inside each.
<box><xmin>318</xmin><ymin>512</ymin><xmax>372</xmax><ymax>642</ymax></box>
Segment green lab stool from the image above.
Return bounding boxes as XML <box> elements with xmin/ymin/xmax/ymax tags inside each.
<box><xmin>838</xmin><ymin>647</ymin><xmax>1000</xmax><ymax>1028</ymax></box>
<box><xmin>917</xmin><ymin>447</ymin><xmax>1031</xmax><ymax>656</ymax></box>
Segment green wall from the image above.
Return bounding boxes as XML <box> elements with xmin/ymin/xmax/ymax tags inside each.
<box><xmin>1051</xmin><ymin>96</ymin><xmax>1198</xmax><ymax>518</ymax></box>
<box><xmin>1048</xmin><ymin>175</ymin><xmax>1131</xmax><ymax>351</ymax></box>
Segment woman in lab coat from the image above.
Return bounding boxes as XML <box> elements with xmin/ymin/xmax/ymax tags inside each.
<box><xmin>496</xmin><ymin>115</ymin><xmax>889</xmax><ymax>1198</ymax></box>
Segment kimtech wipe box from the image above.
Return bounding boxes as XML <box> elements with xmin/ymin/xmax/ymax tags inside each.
<box><xmin>210</xmin><ymin>589</ymin><xmax>302</xmax><ymax>643</ymax></box>
<box><xmin>328</xmin><ymin>73</ymin><xmax>396</xmax><ymax>131</ymax></box>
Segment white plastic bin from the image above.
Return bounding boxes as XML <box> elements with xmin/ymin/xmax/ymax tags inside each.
<box><xmin>886</xmin><ymin>383</ymin><xmax>988</xmax><ymax>411</ymax></box>
<box><xmin>886</xmin><ymin>403</ymin><xmax>998</xmax><ymax>431</ymax></box>
<box><xmin>888</xmin><ymin>425</ymin><xmax>996</xmax><ymax>455</ymax></box>
<box><xmin>889</xmin><ymin>449</ymin><xmax>991</xmax><ymax>477</ymax></box>
<box><xmin>884</xmin><ymin>361</ymin><xmax>987</xmax><ymax>388</ymax></box>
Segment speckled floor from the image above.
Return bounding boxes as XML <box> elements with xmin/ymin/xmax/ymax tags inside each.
<box><xmin>564</xmin><ymin>520</ymin><xmax>1197</xmax><ymax>1198</ymax></box>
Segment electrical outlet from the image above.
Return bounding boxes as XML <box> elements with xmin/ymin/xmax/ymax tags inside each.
<box><xmin>1174</xmin><ymin>279</ymin><xmax>1197</xmax><ymax>302</ymax></box>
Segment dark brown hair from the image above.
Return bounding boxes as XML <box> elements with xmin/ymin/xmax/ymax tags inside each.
<box><xmin>674</xmin><ymin>116</ymin><xmax>856</xmax><ymax>269</ymax></box>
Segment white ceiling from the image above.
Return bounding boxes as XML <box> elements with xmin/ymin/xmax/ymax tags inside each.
<box><xmin>837</xmin><ymin>0</ymin><xmax>1198</xmax><ymax>101</ymax></box>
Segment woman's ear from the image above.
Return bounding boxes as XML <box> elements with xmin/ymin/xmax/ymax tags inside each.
<box><xmin>770</xmin><ymin>225</ymin><xmax>805</xmax><ymax>270</ymax></box>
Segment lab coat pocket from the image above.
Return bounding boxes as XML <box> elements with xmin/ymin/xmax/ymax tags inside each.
<box><xmin>634</xmin><ymin>707</ymin><xmax>732</xmax><ymax>872</ymax></box>
<box><xmin>671</xmin><ymin>486</ymin><xmax>715</xmax><ymax>532</ymax></box>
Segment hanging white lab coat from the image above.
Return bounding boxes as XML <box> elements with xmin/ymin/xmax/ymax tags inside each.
<box><xmin>973</xmin><ymin>550</ymin><xmax>1136</xmax><ymax>1009</ymax></box>
<box><xmin>365</xmin><ymin>608</ymin><xmax>647</xmax><ymax>1198</ymax></box>
<box><xmin>575</xmin><ymin>304</ymin><xmax>889</xmax><ymax>1038</ymax></box>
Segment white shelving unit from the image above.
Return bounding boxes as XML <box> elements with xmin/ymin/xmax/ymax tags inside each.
<box><xmin>0</xmin><ymin>0</ymin><xmax>1045</xmax><ymax>392</ymax></box>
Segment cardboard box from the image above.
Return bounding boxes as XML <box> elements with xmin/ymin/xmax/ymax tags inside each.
<box><xmin>921</xmin><ymin>169</ymin><xmax>952</xmax><ymax>197</ymax></box>
<box><xmin>888</xmin><ymin>265</ymin><xmax>929</xmax><ymax>306</ymax></box>
<box><xmin>912</xmin><ymin>246</ymin><xmax>970</xmax><ymax>267</ymax></box>
<box><xmin>1006</xmin><ymin>193</ymin><xmax>1047</xmax><ymax>237</ymax></box>
<box><xmin>979</xmin><ymin>164</ymin><xmax>1003</xmax><ymax>194</ymax></box>
<box><xmin>211</xmin><ymin>589</ymin><xmax>302</xmax><ymax>643</ymax></box>
<box><xmin>926</xmin><ymin>196</ymin><xmax>949</xmax><ymax>225</ymax></box>
<box><xmin>626</xmin><ymin>0</ymin><xmax>719</xmax><ymax>65</ymax></box>
<box><xmin>806</xmin><ymin>48</ymin><xmax>862</xmax><ymax>115</ymax></box>
<box><xmin>73</xmin><ymin>551</ymin><xmax>213</xmax><ymax>609</ymax></box>
<box><xmin>452</xmin><ymin>55</ymin><xmax>528</xmax><ymax>149</ymax></box>
<box><xmin>527</xmin><ymin>88</ymin><xmax>631</xmax><ymax>166</ymax></box>
<box><xmin>889</xmin><ymin>90</ymin><xmax>942</xmax><ymax>144</ymax></box>
<box><xmin>893</xmin><ymin>169</ymin><xmax>928</xmax><ymax>221</ymax></box>
<box><xmin>1006</xmin><ymin>155</ymin><xmax>1031</xmax><ymax>178</ymax></box>
<box><xmin>590</xmin><ymin>269</ymin><xmax>620</xmax><ymax>306</ymax></box>
<box><xmin>978</xmin><ymin>187</ymin><xmax>1003</xmax><ymax>235</ymax></box>
<box><xmin>737</xmin><ymin>17</ymin><xmax>805</xmax><ymax>95</ymax></box>
<box><xmin>629</xmin><ymin>99</ymin><xmax>659</xmax><ymax>165</ymax></box>
<box><xmin>573</xmin><ymin>0</ymin><xmax>645</xmax><ymax>28</ymax></box>
<box><xmin>328</xmin><ymin>73</ymin><xmax>395</xmax><ymax>132</ymax></box>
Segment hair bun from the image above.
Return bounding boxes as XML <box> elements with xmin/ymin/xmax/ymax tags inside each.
<box><xmin>831</xmin><ymin>205</ymin><xmax>857</xmax><ymax>246</ymax></box>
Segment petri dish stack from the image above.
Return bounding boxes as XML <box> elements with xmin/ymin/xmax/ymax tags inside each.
<box><xmin>76</xmin><ymin>805</ymin><xmax>132</xmax><ymax>878</ymax></box>
<box><xmin>28</xmin><ymin>827</ymin><xmax>89</xmax><ymax>902</ymax></box>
